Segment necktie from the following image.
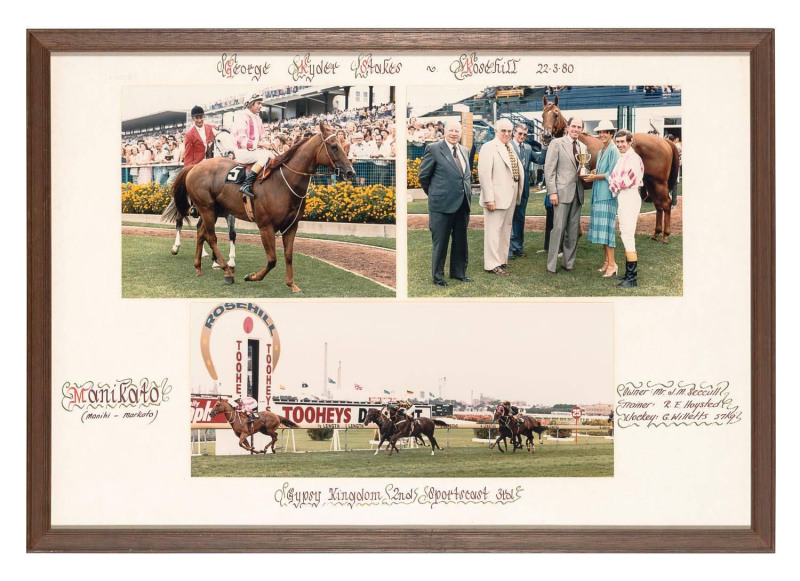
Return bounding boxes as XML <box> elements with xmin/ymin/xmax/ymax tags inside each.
<box><xmin>573</xmin><ymin>140</ymin><xmax>579</xmax><ymax>169</ymax></box>
<box><xmin>506</xmin><ymin>143</ymin><xmax>519</xmax><ymax>182</ymax></box>
<box><xmin>452</xmin><ymin>146</ymin><xmax>463</xmax><ymax>174</ymax></box>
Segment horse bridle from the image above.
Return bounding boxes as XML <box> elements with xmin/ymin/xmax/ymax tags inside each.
<box><xmin>279</xmin><ymin>132</ymin><xmax>343</xmax><ymax>178</ymax></box>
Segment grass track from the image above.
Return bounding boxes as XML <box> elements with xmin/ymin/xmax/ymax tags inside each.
<box><xmin>408</xmin><ymin>230</ymin><xmax>682</xmax><ymax>297</ymax></box>
<box><xmin>122</xmin><ymin>235</ymin><xmax>394</xmax><ymax>298</ymax></box>
<box><xmin>191</xmin><ymin>430</ymin><xmax>613</xmax><ymax>478</ymax></box>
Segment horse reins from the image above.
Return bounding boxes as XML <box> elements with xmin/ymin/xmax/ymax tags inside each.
<box><xmin>276</xmin><ymin>133</ymin><xmax>340</xmax><ymax>235</ymax></box>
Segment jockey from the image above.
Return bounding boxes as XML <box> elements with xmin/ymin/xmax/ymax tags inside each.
<box><xmin>234</xmin><ymin>93</ymin><xmax>276</xmax><ymax>198</ymax></box>
<box><xmin>381</xmin><ymin>402</ymin><xmax>395</xmax><ymax>421</ymax></box>
<box><xmin>234</xmin><ymin>396</ymin><xmax>259</xmax><ymax>425</ymax></box>
<box><xmin>502</xmin><ymin>400</ymin><xmax>521</xmax><ymax>422</ymax></box>
<box><xmin>396</xmin><ymin>399</ymin><xmax>416</xmax><ymax>424</ymax></box>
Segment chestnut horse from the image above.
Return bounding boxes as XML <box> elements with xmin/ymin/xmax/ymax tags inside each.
<box><xmin>170</xmin><ymin>122</ymin><xmax>355</xmax><ymax>292</ymax></box>
<box><xmin>541</xmin><ymin>95</ymin><xmax>680</xmax><ymax>243</ymax></box>
<box><xmin>209</xmin><ymin>397</ymin><xmax>299</xmax><ymax>454</ymax></box>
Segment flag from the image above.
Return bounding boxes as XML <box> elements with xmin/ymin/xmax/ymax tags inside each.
<box><xmin>406</xmin><ymin>390</ymin><xmax>414</xmax><ymax>396</ymax></box>
<box><xmin>328</xmin><ymin>378</ymin><xmax>336</xmax><ymax>384</ymax></box>
<box><xmin>429</xmin><ymin>392</ymin><xmax>436</xmax><ymax>398</ymax></box>
<box><xmin>279</xmin><ymin>385</ymin><xmax>287</xmax><ymax>390</ymax></box>
<box><xmin>301</xmin><ymin>382</ymin><xmax>308</xmax><ymax>388</ymax></box>
<box><xmin>354</xmin><ymin>384</ymin><xmax>364</xmax><ymax>390</ymax></box>
<box><xmin>383</xmin><ymin>390</ymin><xmax>390</xmax><ymax>395</ymax></box>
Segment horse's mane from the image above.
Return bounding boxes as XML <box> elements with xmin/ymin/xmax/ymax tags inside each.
<box><xmin>266</xmin><ymin>135</ymin><xmax>316</xmax><ymax>170</ymax></box>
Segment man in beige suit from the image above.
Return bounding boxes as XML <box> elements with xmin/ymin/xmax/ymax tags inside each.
<box><xmin>544</xmin><ymin>117</ymin><xmax>589</xmax><ymax>274</ymax></box>
<box><xmin>478</xmin><ymin>118</ymin><xmax>524</xmax><ymax>276</ymax></box>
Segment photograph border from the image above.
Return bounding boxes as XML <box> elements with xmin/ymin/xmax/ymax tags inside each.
<box><xmin>27</xmin><ymin>28</ymin><xmax>775</xmax><ymax>552</ymax></box>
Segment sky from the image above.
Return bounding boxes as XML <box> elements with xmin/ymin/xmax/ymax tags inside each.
<box><xmin>190</xmin><ymin>302</ymin><xmax>614</xmax><ymax>406</ymax></box>
<box><xmin>407</xmin><ymin>87</ymin><xmax>480</xmax><ymax>118</ymax></box>
<box><xmin>121</xmin><ymin>86</ymin><xmax>255</xmax><ymax>120</ymax></box>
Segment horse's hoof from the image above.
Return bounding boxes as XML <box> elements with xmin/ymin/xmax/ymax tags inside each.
<box><xmin>196</xmin><ymin>272</ymin><xmax>204</xmax><ymax>277</ymax></box>
<box><xmin>292</xmin><ymin>290</ymin><xmax>303</xmax><ymax>295</ymax></box>
<box><xmin>171</xmin><ymin>248</ymin><xmax>179</xmax><ymax>256</ymax></box>
<box><xmin>223</xmin><ymin>276</ymin><xmax>234</xmax><ymax>285</ymax></box>
<box><xmin>245</xmin><ymin>273</ymin><xmax>254</xmax><ymax>282</ymax></box>
<box><xmin>662</xmin><ymin>238</ymin><xmax>670</xmax><ymax>245</ymax></box>
<box><xmin>212</xmin><ymin>263</ymin><xmax>221</xmax><ymax>270</ymax></box>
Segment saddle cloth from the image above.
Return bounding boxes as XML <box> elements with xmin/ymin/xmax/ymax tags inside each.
<box><xmin>225</xmin><ymin>164</ymin><xmax>274</xmax><ymax>185</ymax></box>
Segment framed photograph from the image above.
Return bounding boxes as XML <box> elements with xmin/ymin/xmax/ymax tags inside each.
<box><xmin>28</xmin><ymin>29</ymin><xmax>774</xmax><ymax>552</ymax></box>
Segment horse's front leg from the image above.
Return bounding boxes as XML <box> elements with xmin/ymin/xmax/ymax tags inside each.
<box><xmin>662</xmin><ymin>203</ymin><xmax>672</xmax><ymax>244</ymax></box>
<box><xmin>172</xmin><ymin>218</ymin><xmax>182</xmax><ymax>255</ymax></box>
<box><xmin>282</xmin><ymin>224</ymin><xmax>302</xmax><ymax>294</ymax></box>
<box><xmin>193</xmin><ymin>221</ymin><xmax>206</xmax><ymax>277</ymax></box>
<box><xmin>227</xmin><ymin>215</ymin><xmax>237</xmax><ymax>269</ymax></box>
<box><xmin>245</xmin><ymin>225</ymin><xmax>277</xmax><ymax>282</ymax></box>
<box><xmin>200</xmin><ymin>209</ymin><xmax>235</xmax><ymax>284</ymax></box>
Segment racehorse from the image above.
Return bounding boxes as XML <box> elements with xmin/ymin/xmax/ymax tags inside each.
<box><xmin>209</xmin><ymin>397</ymin><xmax>299</xmax><ymax>454</ymax></box>
<box><xmin>540</xmin><ymin>95</ymin><xmax>680</xmax><ymax>243</ymax></box>
<box><xmin>363</xmin><ymin>408</ymin><xmax>444</xmax><ymax>456</ymax></box>
<box><xmin>515</xmin><ymin>415</ymin><xmax>547</xmax><ymax>453</ymax></box>
<box><xmin>490</xmin><ymin>406</ymin><xmax>523</xmax><ymax>453</ymax></box>
<box><xmin>169</xmin><ymin>122</ymin><xmax>354</xmax><ymax>292</ymax></box>
<box><xmin>162</xmin><ymin>129</ymin><xmax>238</xmax><ymax>269</ymax></box>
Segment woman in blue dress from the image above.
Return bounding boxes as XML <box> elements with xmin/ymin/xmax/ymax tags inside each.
<box><xmin>584</xmin><ymin>120</ymin><xmax>621</xmax><ymax>277</ymax></box>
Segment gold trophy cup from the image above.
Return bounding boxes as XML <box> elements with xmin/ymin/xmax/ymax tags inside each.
<box><xmin>575</xmin><ymin>152</ymin><xmax>592</xmax><ymax>177</ymax></box>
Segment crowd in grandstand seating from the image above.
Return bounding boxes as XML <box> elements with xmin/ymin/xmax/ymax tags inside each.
<box><xmin>121</xmin><ymin>101</ymin><xmax>396</xmax><ymax>186</ymax></box>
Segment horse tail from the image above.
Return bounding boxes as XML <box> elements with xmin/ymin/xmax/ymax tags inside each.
<box><xmin>666</xmin><ymin>140</ymin><xmax>680</xmax><ymax>193</ymax></box>
<box><xmin>278</xmin><ymin>416</ymin><xmax>299</xmax><ymax>429</ymax></box>
<box><xmin>160</xmin><ymin>197</ymin><xmax>190</xmax><ymax>226</ymax></box>
<box><xmin>171</xmin><ymin>166</ymin><xmax>193</xmax><ymax>219</ymax></box>
<box><xmin>433</xmin><ymin>419</ymin><xmax>449</xmax><ymax>427</ymax></box>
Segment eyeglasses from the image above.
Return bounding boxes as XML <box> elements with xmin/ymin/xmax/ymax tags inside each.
<box><xmin>498</xmin><ymin>129</ymin><xmax>513</xmax><ymax>134</ymax></box>
<box><xmin>515</xmin><ymin>132</ymin><xmax>527</xmax><ymax>136</ymax></box>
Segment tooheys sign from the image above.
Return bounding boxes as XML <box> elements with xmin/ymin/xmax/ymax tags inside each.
<box><xmin>190</xmin><ymin>399</ymin><xmax>432</xmax><ymax>429</ymax></box>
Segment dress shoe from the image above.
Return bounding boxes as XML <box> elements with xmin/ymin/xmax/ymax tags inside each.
<box><xmin>536</xmin><ymin>249</ymin><xmax>547</xmax><ymax>254</ymax></box>
<box><xmin>433</xmin><ymin>280</ymin><xmax>447</xmax><ymax>287</ymax></box>
<box><xmin>451</xmin><ymin>276</ymin><xmax>474</xmax><ymax>282</ymax></box>
<box><xmin>485</xmin><ymin>267</ymin><xmax>509</xmax><ymax>276</ymax></box>
<box><xmin>501</xmin><ymin>263</ymin><xmax>508</xmax><ymax>268</ymax></box>
<box><xmin>546</xmin><ymin>269</ymin><xmax>557</xmax><ymax>276</ymax></box>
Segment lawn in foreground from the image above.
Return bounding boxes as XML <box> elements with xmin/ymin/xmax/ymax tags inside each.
<box><xmin>408</xmin><ymin>230</ymin><xmax>682</xmax><ymax>297</ymax></box>
<box><xmin>122</xmin><ymin>235</ymin><xmax>394</xmax><ymax>298</ymax></box>
<box><xmin>191</xmin><ymin>441</ymin><xmax>613</xmax><ymax>478</ymax></box>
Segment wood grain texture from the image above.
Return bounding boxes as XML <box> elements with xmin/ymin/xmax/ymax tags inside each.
<box><xmin>26</xmin><ymin>28</ymin><xmax>775</xmax><ymax>553</ymax></box>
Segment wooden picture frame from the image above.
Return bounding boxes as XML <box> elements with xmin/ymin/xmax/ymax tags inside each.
<box><xmin>27</xmin><ymin>28</ymin><xmax>775</xmax><ymax>552</ymax></box>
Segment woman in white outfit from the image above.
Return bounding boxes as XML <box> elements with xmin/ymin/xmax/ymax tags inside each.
<box><xmin>608</xmin><ymin>130</ymin><xmax>645</xmax><ymax>288</ymax></box>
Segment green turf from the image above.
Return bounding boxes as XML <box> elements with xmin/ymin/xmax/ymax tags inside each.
<box><xmin>122</xmin><ymin>235</ymin><xmax>395</xmax><ymax>298</ymax></box>
<box><xmin>191</xmin><ymin>431</ymin><xmax>613</xmax><ymax>478</ymax></box>
<box><xmin>408</xmin><ymin>230</ymin><xmax>682</xmax><ymax>297</ymax></box>
<box><xmin>122</xmin><ymin>221</ymin><xmax>396</xmax><ymax>250</ymax></box>
<box><xmin>407</xmin><ymin>184</ymin><xmax>682</xmax><ymax>216</ymax></box>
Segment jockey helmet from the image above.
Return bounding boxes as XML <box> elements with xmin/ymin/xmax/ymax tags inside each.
<box><xmin>191</xmin><ymin>105</ymin><xmax>205</xmax><ymax>117</ymax></box>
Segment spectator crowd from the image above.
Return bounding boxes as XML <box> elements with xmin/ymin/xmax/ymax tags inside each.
<box><xmin>122</xmin><ymin>101</ymin><xmax>396</xmax><ymax>186</ymax></box>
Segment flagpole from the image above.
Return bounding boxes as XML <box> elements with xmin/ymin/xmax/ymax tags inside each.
<box><xmin>337</xmin><ymin>360</ymin><xmax>341</xmax><ymax>391</ymax></box>
<box><xmin>323</xmin><ymin>342</ymin><xmax>328</xmax><ymax>399</ymax></box>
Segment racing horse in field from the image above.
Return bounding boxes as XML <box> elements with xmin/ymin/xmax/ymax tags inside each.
<box><xmin>209</xmin><ymin>397</ymin><xmax>299</xmax><ymax>454</ymax></box>
<box><xmin>162</xmin><ymin>129</ymin><xmax>238</xmax><ymax>268</ymax></box>
<box><xmin>169</xmin><ymin>122</ymin><xmax>355</xmax><ymax>292</ymax></box>
<box><xmin>490</xmin><ymin>406</ymin><xmax>544</xmax><ymax>453</ymax></box>
<box><xmin>363</xmin><ymin>408</ymin><xmax>445</xmax><ymax>456</ymax></box>
<box><xmin>540</xmin><ymin>95</ymin><xmax>680</xmax><ymax>243</ymax></box>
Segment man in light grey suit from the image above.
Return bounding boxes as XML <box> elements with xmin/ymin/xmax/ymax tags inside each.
<box><xmin>418</xmin><ymin>119</ymin><xmax>473</xmax><ymax>287</ymax></box>
<box><xmin>544</xmin><ymin>117</ymin><xmax>589</xmax><ymax>274</ymax></box>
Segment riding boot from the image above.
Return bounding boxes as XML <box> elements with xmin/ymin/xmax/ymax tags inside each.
<box><xmin>239</xmin><ymin>171</ymin><xmax>258</xmax><ymax>198</ymax></box>
<box><xmin>617</xmin><ymin>253</ymin><xmax>638</xmax><ymax>288</ymax></box>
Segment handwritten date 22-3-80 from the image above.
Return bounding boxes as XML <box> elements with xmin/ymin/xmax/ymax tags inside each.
<box><xmin>537</xmin><ymin>63</ymin><xmax>575</xmax><ymax>74</ymax></box>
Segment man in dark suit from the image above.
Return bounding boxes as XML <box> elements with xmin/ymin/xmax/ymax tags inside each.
<box><xmin>509</xmin><ymin>123</ymin><xmax>547</xmax><ymax>260</ymax></box>
<box><xmin>418</xmin><ymin>119</ymin><xmax>473</xmax><ymax>287</ymax></box>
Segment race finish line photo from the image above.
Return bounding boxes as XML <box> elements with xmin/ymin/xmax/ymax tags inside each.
<box><xmin>189</xmin><ymin>301</ymin><xmax>614</xmax><ymax>479</ymax></box>
<box><xmin>121</xmin><ymin>85</ymin><xmax>397</xmax><ymax>298</ymax></box>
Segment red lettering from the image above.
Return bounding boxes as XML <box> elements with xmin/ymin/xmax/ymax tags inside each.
<box><xmin>325</xmin><ymin>408</ymin><xmax>334</xmax><ymax>423</ymax></box>
<box><xmin>293</xmin><ymin>408</ymin><xmax>304</xmax><ymax>424</ymax></box>
<box><xmin>305</xmin><ymin>407</ymin><xmax>316</xmax><ymax>423</ymax></box>
<box><xmin>315</xmin><ymin>407</ymin><xmax>326</xmax><ymax>423</ymax></box>
<box><xmin>281</xmin><ymin>406</ymin><xmax>293</xmax><ymax>417</ymax></box>
<box><xmin>343</xmin><ymin>408</ymin><xmax>351</xmax><ymax>423</ymax></box>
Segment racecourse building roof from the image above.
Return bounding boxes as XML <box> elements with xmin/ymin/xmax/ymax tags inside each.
<box><xmin>121</xmin><ymin>110</ymin><xmax>187</xmax><ymax>135</ymax></box>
